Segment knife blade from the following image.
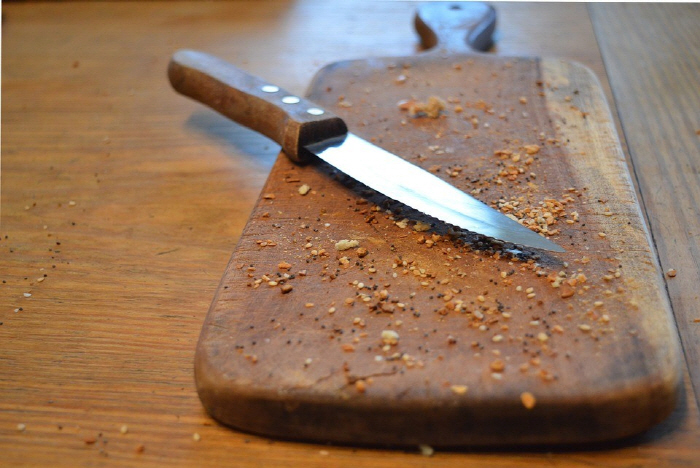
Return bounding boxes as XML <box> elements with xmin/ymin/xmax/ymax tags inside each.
<box><xmin>168</xmin><ymin>49</ymin><xmax>564</xmax><ymax>252</ymax></box>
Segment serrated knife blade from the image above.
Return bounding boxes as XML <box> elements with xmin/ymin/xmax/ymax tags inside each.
<box><xmin>168</xmin><ymin>50</ymin><xmax>564</xmax><ymax>253</ymax></box>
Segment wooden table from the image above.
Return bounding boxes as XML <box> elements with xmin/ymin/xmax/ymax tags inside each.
<box><xmin>2</xmin><ymin>1</ymin><xmax>699</xmax><ymax>465</ymax></box>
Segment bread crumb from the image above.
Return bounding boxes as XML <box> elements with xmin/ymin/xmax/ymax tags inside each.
<box><xmin>298</xmin><ymin>184</ymin><xmax>311</xmax><ymax>196</ymax></box>
<box><xmin>120</xmin><ymin>424</ymin><xmax>128</xmax><ymax>434</ymax></box>
<box><xmin>520</xmin><ymin>391</ymin><xmax>536</xmax><ymax>409</ymax></box>
<box><xmin>667</xmin><ymin>269</ymin><xmax>677</xmax><ymax>278</ymax></box>
<box><xmin>400</xmin><ymin>96</ymin><xmax>446</xmax><ymax>118</ymax></box>
<box><xmin>193</xmin><ymin>433</ymin><xmax>201</xmax><ymax>442</ymax></box>
<box><xmin>419</xmin><ymin>444</ymin><xmax>434</xmax><ymax>456</ymax></box>
<box><xmin>523</xmin><ymin>144</ymin><xmax>540</xmax><ymax>155</ymax></box>
<box><xmin>335</xmin><ymin>239</ymin><xmax>359</xmax><ymax>251</ymax></box>
<box><xmin>450</xmin><ymin>385</ymin><xmax>468</xmax><ymax>395</ymax></box>
<box><xmin>490</xmin><ymin>359</ymin><xmax>505</xmax><ymax>372</ymax></box>
<box><xmin>381</xmin><ymin>329</ymin><xmax>399</xmax><ymax>345</ymax></box>
<box><xmin>413</xmin><ymin>221</ymin><xmax>431</xmax><ymax>232</ymax></box>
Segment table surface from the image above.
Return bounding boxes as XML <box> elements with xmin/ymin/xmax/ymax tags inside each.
<box><xmin>2</xmin><ymin>1</ymin><xmax>699</xmax><ymax>466</ymax></box>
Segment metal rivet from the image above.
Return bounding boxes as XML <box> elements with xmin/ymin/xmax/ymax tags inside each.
<box><xmin>306</xmin><ymin>108</ymin><xmax>324</xmax><ymax>116</ymax></box>
<box><xmin>261</xmin><ymin>85</ymin><xmax>279</xmax><ymax>93</ymax></box>
<box><xmin>282</xmin><ymin>96</ymin><xmax>301</xmax><ymax>104</ymax></box>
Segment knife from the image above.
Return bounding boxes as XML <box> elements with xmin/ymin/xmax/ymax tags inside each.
<box><xmin>168</xmin><ymin>49</ymin><xmax>564</xmax><ymax>253</ymax></box>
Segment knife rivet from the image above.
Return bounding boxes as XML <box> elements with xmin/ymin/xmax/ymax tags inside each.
<box><xmin>281</xmin><ymin>96</ymin><xmax>301</xmax><ymax>104</ymax></box>
<box><xmin>261</xmin><ymin>85</ymin><xmax>279</xmax><ymax>93</ymax></box>
<box><xmin>306</xmin><ymin>107</ymin><xmax>324</xmax><ymax>116</ymax></box>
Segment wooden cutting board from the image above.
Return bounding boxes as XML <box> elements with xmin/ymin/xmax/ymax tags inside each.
<box><xmin>193</xmin><ymin>3</ymin><xmax>681</xmax><ymax>446</ymax></box>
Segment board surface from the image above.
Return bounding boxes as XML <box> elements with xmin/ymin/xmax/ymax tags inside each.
<box><xmin>194</xmin><ymin>4</ymin><xmax>681</xmax><ymax>446</ymax></box>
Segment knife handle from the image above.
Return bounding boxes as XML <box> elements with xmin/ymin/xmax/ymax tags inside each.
<box><xmin>168</xmin><ymin>49</ymin><xmax>347</xmax><ymax>163</ymax></box>
<box><xmin>414</xmin><ymin>2</ymin><xmax>496</xmax><ymax>53</ymax></box>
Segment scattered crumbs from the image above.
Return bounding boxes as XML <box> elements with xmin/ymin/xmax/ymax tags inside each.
<box><xmin>335</xmin><ymin>239</ymin><xmax>359</xmax><ymax>251</ymax></box>
<box><xmin>192</xmin><ymin>432</ymin><xmax>201</xmax><ymax>442</ymax></box>
<box><xmin>17</xmin><ymin>423</ymin><xmax>26</xmax><ymax>432</ymax></box>
<box><xmin>23</xmin><ymin>293</ymin><xmax>32</xmax><ymax>298</ymax></box>
<box><xmin>419</xmin><ymin>444</ymin><xmax>434</xmax><ymax>457</ymax></box>
<box><xmin>666</xmin><ymin>269</ymin><xmax>677</xmax><ymax>278</ymax></box>
<box><xmin>68</xmin><ymin>200</ymin><xmax>76</xmax><ymax>207</ymax></box>
<box><xmin>281</xmin><ymin>284</ymin><xmax>293</xmax><ymax>294</ymax></box>
<box><xmin>450</xmin><ymin>385</ymin><xmax>468</xmax><ymax>395</ymax></box>
<box><xmin>120</xmin><ymin>424</ymin><xmax>129</xmax><ymax>434</ymax></box>
<box><xmin>520</xmin><ymin>391</ymin><xmax>536</xmax><ymax>409</ymax></box>
<box><xmin>298</xmin><ymin>184</ymin><xmax>311</xmax><ymax>196</ymax></box>
<box><xmin>319</xmin><ymin>450</ymin><xmax>330</xmax><ymax>456</ymax></box>
<box><xmin>518</xmin><ymin>96</ymin><xmax>528</xmax><ymax>104</ymax></box>
<box><xmin>263</xmin><ymin>193</ymin><xmax>275</xmax><ymax>200</ymax></box>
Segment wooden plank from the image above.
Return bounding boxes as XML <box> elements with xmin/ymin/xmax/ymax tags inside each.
<box><xmin>589</xmin><ymin>2</ymin><xmax>700</xmax><ymax>409</ymax></box>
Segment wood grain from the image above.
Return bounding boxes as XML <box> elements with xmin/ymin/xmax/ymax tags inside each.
<box><xmin>589</xmin><ymin>2</ymin><xmax>700</xmax><ymax>410</ymax></box>
<box><xmin>0</xmin><ymin>1</ymin><xmax>698</xmax><ymax>466</ymax></box>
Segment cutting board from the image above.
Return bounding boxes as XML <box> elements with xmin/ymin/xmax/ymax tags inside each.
<box><xmin>192</xmin><ymin>3</ymin><xmax>681</xmax><ymax>446</ymax></box>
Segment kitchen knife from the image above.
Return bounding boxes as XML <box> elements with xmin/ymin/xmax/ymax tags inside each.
<box><xmin>168</xmin><ymin>49</ymin><xmax>564</xmax><ymax>252</ymax></box>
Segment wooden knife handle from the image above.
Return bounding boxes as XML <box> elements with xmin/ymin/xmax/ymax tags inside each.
<box><xmin>414</xmin><ymin>2</ymin><xmax>496</xmax><ymax>54</ymax></box>
<box><xmin>168</xmin><ymin>49</ymin><xmax>347</xmax><ymax>163</ymax></box>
